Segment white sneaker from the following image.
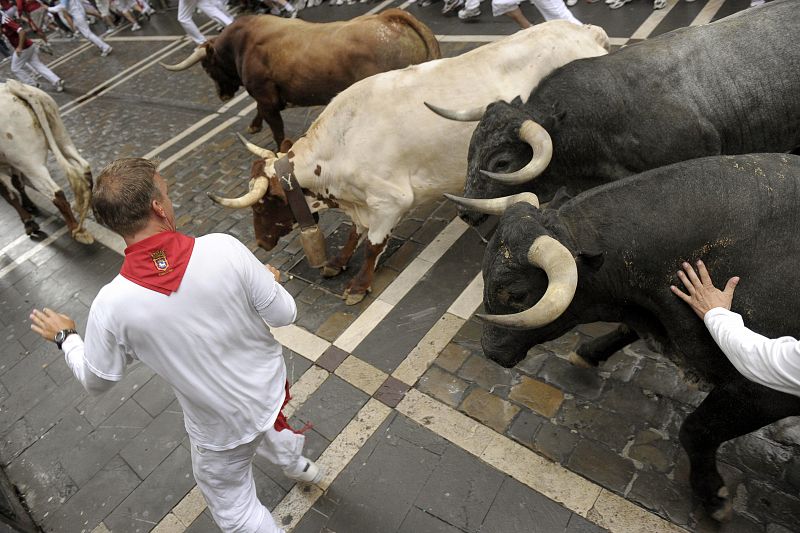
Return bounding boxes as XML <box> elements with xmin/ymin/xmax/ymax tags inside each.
<box><xmin>101</xmin><ymin>46</ymin><xmax>113</xmax><ymax>56</ymax></box>
<box><xmin>457</xmin><ymin>6</ymin><xmax>480</xmax><ymax>20</ymax></box>
<box><xmin>55</xmin><ymin>79</ymin><xmax>65</xmax><ymax>92</ymax></box>
<box><xmin>282</xmin><ymin>458</ymin><xmax>324</xmax><ymax>485</ymax></box>
<box><xmin>566</xmin><ymin>0</ymin><xmax>577</xmax><ymax>5</ymax></box>
<box><xmin>131</xmin><ymin>22</ymin><xmax>141</xmax><ymax>31</ymax></box>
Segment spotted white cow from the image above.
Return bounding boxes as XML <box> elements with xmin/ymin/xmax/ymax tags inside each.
<box><xmin>0</xmin><ymin>80</ymin><xmax>93</xmax><ymax>243</ymax></box>
<box><xmin>210</xmin><ymin>21</ymin><xmax>609</xmax><ymax>304</ymax></box>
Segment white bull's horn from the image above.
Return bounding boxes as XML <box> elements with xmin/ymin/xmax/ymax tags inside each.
<box><xmin>236</xmin><ymin>133</ymin><xmax>275</xmax><ymax>159</ymax></box>
<box><xmin>207</xmin><ymin>176</ymin><xmax>268</xmax><ymax>208</ymax></box>
<box><xmin>443</xmin><ymin>192</ymin><xmax>539</xmax><ymax>215</ymax></box>
<box><xmin>424</xmin><ymin>102</ymin><xmax>485</xmax><ymax>122</ymax></box>
<box><xmin>478</xmin><ymin>235</ymin><xmax>577</xmax><ymax>329</ymax></box>
<box><xmin>160</xmin><ymin>46</ymin><xmax>208</xmax><ymax>71</ymax></box>
<box><xmin>480</xmin><ymin>120</ymin><xmax>553</xmax><ymax>184</ymax></box>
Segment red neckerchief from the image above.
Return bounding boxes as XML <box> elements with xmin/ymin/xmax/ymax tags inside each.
<box><xmin>120</xmin><ymin>231</ymin><xmax>195</xmax><ymax>296</ymax></box>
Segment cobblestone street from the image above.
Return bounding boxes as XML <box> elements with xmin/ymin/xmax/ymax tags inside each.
<box><xmin>1</xmin><ymin>0</ymin><xmax>798</xmax><ymax>532</ymax></box>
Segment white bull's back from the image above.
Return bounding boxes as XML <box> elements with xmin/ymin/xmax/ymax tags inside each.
<box><xmin>0</xmin><ymin>84</ymin><xmax>53</xmax><ymax>172</ymax></box>
<box><xmin>298</xmin><ymin>21</ymin><xmax>609</xmax><ymax>212</ymax></box>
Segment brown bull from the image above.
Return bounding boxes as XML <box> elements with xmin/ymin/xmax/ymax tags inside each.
<box><xmin>160</xmin><ymin>10</ymin><xmax>441</xmax><ymax>146</ymax></box>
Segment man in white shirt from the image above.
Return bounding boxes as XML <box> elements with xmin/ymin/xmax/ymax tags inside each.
<box><xmin>671</xmin><ymin>260</ymin><xmax>800</xmax><ymax>397</ymax></box>
<box><xmin>29</xmin><ymin>158</ymin><xmax>322</xmax><ymax>533</ymax></box>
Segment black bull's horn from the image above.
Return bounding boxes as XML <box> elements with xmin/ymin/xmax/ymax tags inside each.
<box><xmin>478</xmin><ymin>235</ymin><xmax>577</xmax><ymax>329</ymax></box>
<box><xmin>480</xmin><ymin>120</ymin><xmax>553</xmax><ymax>184</ymax></box>
<box><xmin>443</xmin><ymin>192</ymin><xmax>540</xmax><ymax>215</ymax></box>
<box><xmin>160</xmin><ymin>46</ymin><xmax>208</xmax><ymax>71</ymax></box>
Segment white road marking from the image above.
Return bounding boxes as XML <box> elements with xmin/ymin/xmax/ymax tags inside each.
<box><xmin>691</xmin><ymin>0</ymin><xmax>725</xmax><ymax>25</ymax></box>
<box><xmin>0</xmin><ymin>226</ymin><xmax>68</xmax><ymax>279</ymax></box>
<box><xmin>365</xmin><ymin>0</ymin><xmax>398</xmax><ymax>15</ymax></box>
<box><xmin>630</xmin><ymin>0</ymin><xmax>680</xmax><ymax>40</ymax></box>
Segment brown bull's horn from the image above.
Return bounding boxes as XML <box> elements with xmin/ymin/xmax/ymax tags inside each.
<box><xmin>478</xmin><ymin>235</ymin><xmax>577</xmax><ymax>329</ymax></box>
<box><xmin>443</xmin><ymin>192</ymin><xmax>539</xmax><ymax>215</ymax></box>
<box><xmin>207</xmin><ymin>176</ymin><xmax>268</xmax><ymax>208</ymax></box>
<box><xmin>480</xmin><ymin>120</ymin><xmax>553</xmax><ymax>184</ymax></box>
<box><xmin>424</xmin><ymin>102</ymin><xmax>485</xmax><ymax>122</ymax></box>
<box><xmin>160</xmin><ymin>46</ymin><xmax>208</xmax><ymax>71</ymax></box>
<box><xmin>236</xmin><ymin>133</ymin><xmax>275</xmax><ymax>159</ymax></box>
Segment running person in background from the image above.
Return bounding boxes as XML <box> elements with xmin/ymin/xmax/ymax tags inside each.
<box><xmin>454</xmin><ymin>0</ymin><xmax>579</xmax><ymax>27</ymax></box>
<box><xmin>1</xmin><ymin>13</ymin><xmax>63</xmax><ymax>90</ymax></box>
<box><xmin>177</xmin><ymin>0</ymin><xmax>232</xmax><ymax>45</ymax></box>
<box><xmin>48</xmin><ymin>0</ymin><xmax>112</xmax><ymax>55</ymax></box>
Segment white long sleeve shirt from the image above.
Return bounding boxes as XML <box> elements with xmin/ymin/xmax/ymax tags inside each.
<box><xmin>704</xmin><ymin>307</ymin><xmax>800</xmax><ymax>398</ymax></box>
<box><xmin>61</xmin><ymin>233</ymin><xmax>297</xmax><ymax>450</ymax></box>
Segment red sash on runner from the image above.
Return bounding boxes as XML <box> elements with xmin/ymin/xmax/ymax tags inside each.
<box><xmin>275</xmin><ymin>381</ymin><xmax>312</xmax><ymax>434</ymax></box>
<box><xmin>120</xmin><ymin>231</ymin><xmax>195</xmax><ymax>296</ymax></box>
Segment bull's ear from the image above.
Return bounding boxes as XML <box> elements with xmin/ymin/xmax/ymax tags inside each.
<box><xmin>542</xmin><ymin>103</ymin><xmax>567</xmax><ymax>131</ymax></box>
<box><xmin>546</xmin><ymin>187</ymin><xmax>572</xmax><ymax>209</ymax></box>
<box><xmin>509</xmin><ymin>95</ymin><xmax>523</xmax><ymax>106</ymax></box>
<box><xmin>267</xmin><ymin>175</ymin><xmax>288</xmax><ymax>205</ymax></box>
<box><xmin>577</xmin><ymin>250</ymin><xmax>604</xmax><ymax>271</ymax></box>
<box><xmin>279</xmin><ymin>138</ymin><xmax>294</xmax><ymax>153</ymax></box>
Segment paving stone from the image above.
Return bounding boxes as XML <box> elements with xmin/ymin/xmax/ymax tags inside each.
<box><xmin>515</xmin><ymin>346</ymin><xmax>551</xmax><ymax>376</ymax></box>
<box><xmin>322</xmin><ymin>419</ymin><xmax>441</xmax><ymax>533</ymax></box>
<box><xmin>133</xmin><ymin>374</ymin><xmax>176</xmax><ymax>417</ymax></box>
<box><xmin>633</xmin><ymin>358</ymin><xmax>706</xmax><ymax>406</ymax></box>
<box><xmin>42</xmin><ymin>455</ymin><xmax>141</xmax><ymax>533</ymax></box>
<box><xmin>292</xmin><ymin>375</ymin><xmax>368</xmax><ymax>442</ymax></box>
<box><xmin>0</xmin><ymin>369</ymin><xmax>58</xmax><ymax>433</ymax></box>
<box><xmin>435</xmin><ymin>342</ymin><xmax>470</xmax><ymax>373</ymax></box>
<box><xmin>415</xmin><ymin>445</ymin><xmax>504</xmax><ymax>532</ymax></box>
<box><xmin>0</xmin><ymin>417</ymin><xmax>38</xmax><ymax>466</ymax></box>
<box><xmin>565</xmin><ymin>513</ymin><xmax>609</xmax><ymax>533</ymax></box>
<box><xmin>398</xmin><ymin>506</ymin><xmax>467</xmax><ymax>533</ymax></box>
<box><xmin>539</xmin><ymin>331</ymin><xmax>582</xmax><ymax>358</ymax></box>
<box><xmin>452</xmin><ymin>318</ymin><xmax>483</xmax><ymax>355</ymax></box>
<box><xmin>567</xmin><ymin>440</ymin><xmax>637</xmax><ymax>494</ymax></box>
<box><xmin>19</xmin><ymin>378</ymin><xmax>87</xmax><ymax>437</ymax></box>
<box><xmin>742</xmin><ymin>478</ymin><xmax>800</xmax><ymax>530</ymax></box>
<box><xmin>456</xmin><ymin>355</ymin><xmax>515</xmax><ymax>397</ymax></box>
<box><xmin>373</xmin><ymin>376</ymin><xmax>410</xmax><ymax>409</ymax></box>
<box><xmin>508</xmin><ymin>375</ymin><xmax>564</xmax><ymax>418</ymax></box>
<box><xmin>628</xmin><ymin>429</ymin><xmax>676</xmax><ymax>473</ymax></box>
<box><xmin>61</xmin><ymin>400</ymin><xmax>153</xmax><ymax>487</ymax></box>
<box><xmin>595</xmin><ymin>347</ymin><xmax>642</xmax><ymax>383</ymax></box>
<box><xmin>185</xmin><ymin>511</ymin><xmax>220</xmax><ymax>533</ymax></box>
<box><xmin>557</xmin><ymin>399</ymin><xmax>638</xmax><ymax>452</ymax></box>
<box><xmin>533</xmin><ymin>420</ymin><xmax>580</xmax><ymax>465</ymax></box>
<box><xmin>537</xmin><ymin>355</ymin><xmax>606</xmax><ymax>400</ymax></box>
<box><xmin>719</xmin><ymin>434</ymin><xmax>793</xmax><ymax>483</ymax></box>
<box><xmin>507</xmin><ymin>410</ymin><xmax>546</xmax><ymax>448</ymax></box>
<box><xmin>458</xmin><ymin>388</ymin><xmax>519</xmax><ymax>434</ymax></box>
<box><xmin>628</xmin><ymin>470</ymin><xmax>692</xmax><ymax>527</ymax></box>
<box><xmin>384</xmin><ymin>239</ymin><xmax>424</xmax><ymax>272</ymax></box>
<box><xmin>77</xmin><ymin>363</ymin><xmax>155</xmax><ymax>427</ymax></box>
<box><xmin>480</xmin><ymin>476</ymin><xmax>572</xmax><ymax>533</ymax></box>
<box><xmin>284</xmin><ymin>348</ymin><xmax>313</xmax><ymax>385</ymax></box>
<box><xmin>120</xmin><ymin>401</ymin><xmax>186</xmax><ymax>479</ymax></box>
<box><xmin>314</xmin><ymin>311</ymin><xmax>356</xmax><ymax>342</ymax></box>
<box><xmin>252</xmin><ymin>464</ymin><xmax>288</xmax><ymax>510</ymax></box>
<box><xmin>315</xmin><ymin>345</ymin><xmax>350</xmax><ymax>373</ymax></box>
<box><xmin>417</xmin><ymin>366</ymin><xmax>469</xmax><ymax>408</ymax></box>
<box><xmin>600</xmin><ymin>381</ymin><xmax>665</xmax><ymax>427</ymax></box>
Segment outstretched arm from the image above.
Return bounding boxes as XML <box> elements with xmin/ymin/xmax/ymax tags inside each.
<box><xmin>30</xmin><ymin>308</ymin><xmax>120</xmax><ymax>396</ymax></box>
<box><xmin>671</xmin><ymin>260</ymin><xmax>800</xmax><ymax>397</ymax></box>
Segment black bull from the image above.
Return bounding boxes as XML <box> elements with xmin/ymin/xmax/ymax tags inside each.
<box><xmin>459</xmin><ymin>0</ymin><xmax>800</xmax><ymax>213</ymax></box>
<box><xmin>480</xmin><ymin>154</ymin><xmax>800</xmax><ymax>522</ymax></box>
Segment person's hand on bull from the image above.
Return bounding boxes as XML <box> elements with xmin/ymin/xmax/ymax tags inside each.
<box><xmin>670</xmin><ymin>260</ymin><xmax>740</xmax><ymax>318</ymax></box>
<box><xmin>29</xmin><ymin>308</ymin><xmax>77</xmax><ymax>342</ymax></box>
<box><xmin>266</xmin><ymin>264</ymin><xmax>280</xmax><ymax>282</ymax></box>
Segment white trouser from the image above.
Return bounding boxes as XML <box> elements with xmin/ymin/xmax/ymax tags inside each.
<box><xmin>190</xmin><ymin>427</ymin><xmax>305</xmax><ymax>533</ymax></box>
<box><xmin>95</xmin><ymin>0</ymin><xmax>111</xmax><ymax>17</ymax></box>
<box><xmin>177</xmin><ymin>0</ymin><xmax>233</xmax><ymax>44</ymax></box>
<box><xmin>69</xmin><ymin>3</ymin><xmax>111</xmax><ymax>50</ymax></box>
<box><xmin>492</xmin><ymin>0</ymin><xmax>580</xmax><ymax>22</ymax></box>
<box><xmin>11</xmin><ymin>45</ymin><xmax>60</xmax><ymax>86</ymax></box>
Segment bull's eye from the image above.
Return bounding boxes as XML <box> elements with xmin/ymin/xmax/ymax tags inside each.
<box><xmin>494</xmin><ymin>159</ymin><xmax>510</xmax><ymax>171</ymax></box>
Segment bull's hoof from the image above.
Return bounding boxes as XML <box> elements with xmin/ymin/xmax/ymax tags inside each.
<box><xmin>567</xmin><ymin>351</ymin><xmax>594</xmax><ymax>369</ymax></box>
<box><xmin>342</xmin><ymin>287</ymin><xmax>369</xmax><ymax>306</ymax></box>
<box><xmin>24</xmin><ymin>219</ymin><xmax>40</xmax><ymax>236</ymax></box>
<box><xmin>708</xmin><ymin>487</ymin><xmax>733</xmax><ymax>522</ymax></box>
<box><xmin>321</xmin><ymin>264</ymin><xmax>343</xmax><ymax>278</ymax></box>
<box><xmin>246</xmin><ymin>125</ymin><xmax>262</xmax><ymax>134</ymax></box>
<box><xmin>29</xmin><ymin>229</ymin><xmax>48</xmax><ymax>241</ymax></box>
<box><xmin>72</xmin><ymin>228</ymin><xmax>95</xmax><ymax>245</ymax></box>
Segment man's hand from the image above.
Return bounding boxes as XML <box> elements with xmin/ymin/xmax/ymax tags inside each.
<box><xmin>670</xmin><ymin>260</ymin><xmax>740</xmax><ymax>319</ymax></box>
<box><xmin>29</xmin><ymin>308</ymin><xmax>76</xmax><ymax>342</ymax></box>
<box><xmin>266</xmin><ymin>264</ymin><xmax>280</xmax><ymax>283</ymax></box>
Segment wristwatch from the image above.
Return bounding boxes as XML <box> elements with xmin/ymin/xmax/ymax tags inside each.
<box><xmin>54</xmin><ymin>329</ymin><xmax>78</xmax><ymax>350</ymax></box>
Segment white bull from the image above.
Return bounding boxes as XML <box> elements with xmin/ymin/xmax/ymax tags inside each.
<box><xmin>211</xmin><ymin>21</ymin><xmax>609</xmax><ymax>304</ymax></box>
<box><xmin>0</xmin><ymin>80</ymin><xmax>93</xmax><ymax>244</ymax></box>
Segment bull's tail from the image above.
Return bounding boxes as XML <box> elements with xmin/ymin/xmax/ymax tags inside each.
<box><xmin>380</xmin><ymin>9</ymin><xmax>441</xmax><ymax>60</ymax></box>
<box><xmin>6</xmin><ymin>80</ymin><xmax>92</xmax><ymax>228</ymax></box>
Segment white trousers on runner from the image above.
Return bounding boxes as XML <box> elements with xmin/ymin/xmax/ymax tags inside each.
<box><xmin>190</xmin><ymin>427</ymin><xmax>305</xmax><ymax>533</ymax></box>
<box><xmin>69</xmin><ymin>3</ymin><xmax>111</xmax><ymax>50</ymax></box>
<box><xmin>12</xmin><ymin>46</ymin><xmax>60</xmax><ymax>86</ymax></box>
<box><xmin>177</xmin><ymin>0</ymin><xmax>233</xmax><ymax>44</ymax></box>
<box><xmin>492</xmin><ymin>0</ymin><xmax>580</xmax><ymax>22</ymax></box>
